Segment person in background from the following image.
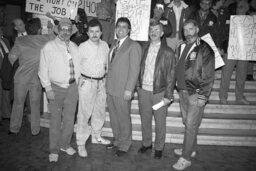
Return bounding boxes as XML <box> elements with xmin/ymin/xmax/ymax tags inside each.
<box><xmin>76</xmin><ymin>19</ymin><xmax>110</xmax><ymax>158</ymax></box>
<box><xmin>106</xmin><ymin>17</ymin><xmax>142</xmax><ymax>157</ymax></box>
<box><xmin>0</xmin><ymin>26</ymin><xmax>11</xmax><ymax>123</ymax></box>
<box><xmin>137</xmin><ymin>21</ymin><xmax>175</xmax><ymax>159</ymax></box>
<box><xmin>8</xmin><ymin>18</ymin><xmax>54</xmax><ymax>135</ymax></box>
<box><xmin>219</xmin><ymin>0</ymin><xmax>253</xmax><ymax>105</ymax></box>
<box><xmin>163</xmin><ymin>0</ymin><xmax>191</xmax><ymax>51</ymax></box>
<box><xmin>38</xmin><ymin>18</ymin><xmax>80</xmax><ymax>162</ymax></box>
<box><xmin>188</xmin><ymin>0</ymin><xmax>217</xmax><ymax>42</ymax></box>
<box><xmin>172</xmin><ymin>19</ymin><xmax>215</xmax><ymax>170</ymax></box>
<box><xmin>151</xmin><ymin>0</ymin><xmax>172</xmax><ymax>46</ymax></box>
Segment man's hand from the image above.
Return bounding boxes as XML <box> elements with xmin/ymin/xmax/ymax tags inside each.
<box><xmin>46</xmin><ymin>90</ymin><xmax>55</xmax><ymax>100</ymax></box>
<box><xmin>162</xmin><ymin>98</ymin><xmax>172</xmax><ymax>105</ymax></box>
<box><xmin>197</xmin><ymin>99</ymin><xmax>206</xmax><ymax>107</ymax></box>
<box><xmin>124</xmin><ymin>90</ymin><xmax>132</xmax><ymax>100</ymax></box>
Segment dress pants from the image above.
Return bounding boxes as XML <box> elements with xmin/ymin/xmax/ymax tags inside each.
<box><xmin>0</xmin><ymin>79</ymin><xmax>11</xmax><ymax>120</ymax></box>
<box><xmin>138</xmin><ymin>89</ymin><xmax>168</xmax><ymax>151</ymax></box>
<box><xmin>107</xmin><ymin>94</ymin><xmax>132</xmax><ymax>152</ymax></box>
<box><xmin>179</xmin><ymin>90</ymin><xmax>205</xmax><ymax>160</ymax></box>
<box><xmin>48</xmin><ymin>83</ymin><xmax>78</xmax><ymax>154</ymax></box>
<box><xmin>76</xmin><ymin>78</ymin><xmax>106</xmax><ymax>146</ymax></box>
<box><xmin>219</xmin><ymin>54</ymin><xmax>248</xmax><ymax>100</ymax></box>
<box><xmin>10</xmin><ymin>81</ymin><xmax>41</xmax><ymax>135</ymax></box>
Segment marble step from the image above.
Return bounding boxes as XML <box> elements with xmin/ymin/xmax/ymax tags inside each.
<box><xmin>212</xmin><ymin>79</ymin><xmax>256</xmax><ymax>91</ymax></box>
<box><xmin>40</xmin><ymin>112</ymin><xmax>256</xmax><ymax>146</ymax></box>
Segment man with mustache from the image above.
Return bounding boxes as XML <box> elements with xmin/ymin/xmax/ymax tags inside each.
<box><xmin>137</xmin><ymin>21</ymin><xmax>175</xmax><ymax>159</ymax></box>
<box><xmin>172</xmin><ymin>19</ymin><xmax>215</xmax><ymax>170</ymax></box>
<box><xmin>76</xmin><ymin>19</ymin><xmax>110</xmax><ymax>158</ymax></box>
<box><xmin>39</xmin><ymin>18</ymin><xmax>80</xmax><ymax>162</ymax></box>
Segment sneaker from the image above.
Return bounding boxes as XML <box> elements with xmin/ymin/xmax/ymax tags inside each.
<box><xmin>173</xmin><ymin>157</ymin><xmax>191</xmax><ymax>170</ymax></box>
<box><xmin>49</xmin><ymin>153</ymin><xmax>58</xmax><ymax>162</ymax></box>
<box><xmin>92</xmin><ymin>136</ymin><xmax>111</xmax><ymax>145</ymax></box>
<box><xmin>78</xmin><ymin>145</ymin><xmax>87</xmax><ymax>157</ymax></box>
<box><xmin>60</xmin><ymin>147</ymin><xmax>76</xmax><ymax>155</ymax></box>
<box><xmin>236</xmin><ymin>98</ymin><xmax>250</xmax><ymax>105</ymax></box>
<box><xmin>174</xmin><ymin>148</ymin><xmax>196</xmax><ymax>158</ymax></box>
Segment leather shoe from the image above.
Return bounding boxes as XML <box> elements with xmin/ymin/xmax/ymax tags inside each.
<box><xmin>8</xmin><ymin>131</ymin><xmax>18</xmax><ymax>135</ymax></box>
<box><xmin>154</xmin><ymin>150</ymin><xmax>162</xmax><ymax>159</ymax></box>
<box><xmin>115</xmin><ymin>150</ymin><xmax>127</xmax><ymax>157</ymax></box>
<box><xmin>246</xmin><ymin>75</ymin><xmax>254</xmax><ymax>81</ymax></box>
<box><xmin>2</xmin><ymin>117</ymin><xmax>10</xmax><ymax>121</ymax></box>
<box><xmin>138</xmin><ymin>145</ymin><xmax>152</xmax><ymax>153</ymax></box>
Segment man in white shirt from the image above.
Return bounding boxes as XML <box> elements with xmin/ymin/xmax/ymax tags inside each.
<box><xmin>38</xmin><ymin>18</ymin><xmax>80</xmax><ymax>162</ymax></box>
<box><xmin>76</xmin><ymin>19</ymin><xmax>110</xmax><ymax>158</ymax></box>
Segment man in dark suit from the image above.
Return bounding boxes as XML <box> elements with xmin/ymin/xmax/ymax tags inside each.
<box><xmin>137</xmin><ymin>21</ymin><xmax>176</xmax><ymax>159</ymax></box>
<box><xmin>172</xmin><ymin>19</ymin><xmax>215</xmax><ymax>170</ymax></box>
<box><xmin>106</xmin><ymin>17</ymin><xmax>142</xmax><ymax>156</ymax></box>
<box><xmin>0</xmin><ymin>27</ymin><xmax>12</xmax><ymax>123</ymax></box>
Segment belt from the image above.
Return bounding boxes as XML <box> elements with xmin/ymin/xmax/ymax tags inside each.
<box><xmin>81</xmin><ymin>74</ymin><xmax>105</xmax><ymax>81</ymax></box>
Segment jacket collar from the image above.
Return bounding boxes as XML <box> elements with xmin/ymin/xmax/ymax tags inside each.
<box><xmin>167</xmin><ymin>1</ymin><xmax>188</xmax><ymax>9</ymax></box>
<box><xmin>180</xmin><ymin>38</ymin><xmax>201</xmax><ymax>59</ymax></box>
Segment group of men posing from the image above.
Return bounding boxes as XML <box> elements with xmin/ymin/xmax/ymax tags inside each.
<box><xmin>1</xmin><ymin>0</ymin><xmax>254</xmax><ymax>170</ymax></box>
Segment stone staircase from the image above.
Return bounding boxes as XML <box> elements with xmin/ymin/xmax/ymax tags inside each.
<box><xmin>40</xmin><ymin>69</ymin><xmax>256</xmax><ymax>147</ymax></box>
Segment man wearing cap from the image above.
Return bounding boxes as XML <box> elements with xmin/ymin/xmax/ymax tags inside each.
<box><xmin>39</xmin><ymin>17</ymin><xmax>80</xmax><ymax>162</ymax></box>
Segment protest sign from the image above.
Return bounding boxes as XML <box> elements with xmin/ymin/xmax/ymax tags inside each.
<box><xmin>227</xmin><ymin>15</ymin><xmax>256</xmax><ymax>61</ymax></box>
<box><xmin>116</xmin><ymin>0</ymin><xmax>151</xmax><ymax>41</ymax></box>
<box><xmin>201</xmin><ymin>33</ymin><xmax>225</xmax><ymax>69</ymax></box>
<box><xmin>26</xmin><ymin>0</ymin><xmax>79</xmax><ymax>20</ymax></box>
<box><xmin>79</xmin><ymin>0</ymin><xmax>98</xmax><ymax>17</ymax></box>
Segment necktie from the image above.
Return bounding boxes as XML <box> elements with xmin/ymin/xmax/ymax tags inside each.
<box><xmin>111</xmin><ymin>40</ymin><xmax>120</xmax><ymax>62</ymax></box>
<box><xmin>69</xmin><ymin>58</ymin><xmax>75</xmax><ymax>84</ymax></box>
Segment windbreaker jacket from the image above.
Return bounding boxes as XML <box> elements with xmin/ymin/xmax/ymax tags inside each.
<box><xmin>176</xmin><ymin>38</ymin><xmax>215</xmax><ymax>101</ymax></box>
<box><xmin>138</xmin><ymin>42</ymin><xmax>176</xmax><ymax>100</ymax></box>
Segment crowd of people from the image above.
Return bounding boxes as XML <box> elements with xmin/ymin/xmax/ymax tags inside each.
<box><xmin>0</xmin><ymin>0</ymin><xmax>255</xmax><ymax>170</ymax></box>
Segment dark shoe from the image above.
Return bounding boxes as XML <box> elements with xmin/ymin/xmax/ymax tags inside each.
<box><xmin>246</xmin><ymin>75</ymin><xmax>254</xmax><ymax>81</ymax></box>
<box><xmin>154</xmin><ymin>150</ymin><xmax>162</xmax><ymax>159</ymax></box>
<box><xmin>2</xmin><ymin>117</ymin><xmax>10</xmax><ymax>121</ymax></box>
<box><xmin>138</xmin><ymin>145</ymin><xmax>152</xmax><ymax>154</ymax></box>
<box><xmin>106</xmin><ymin>143</ymin><xmax>117</xmax><ymax>149</ymax></box>
<box><xmin>8</xmin><ymin>131</ymin><xmax>18</xmax><ymax>135</ymax></box>
<box><xmin>115</xmin><ymin>150</ymin><xmax>127</xmax><ymax>157</ymax></box>
<box><xmin>236</xmin><ymin>98</ymin><xmax>250</xmax><ymax>105</ymax></box>
<box><xmin>220</xmin><ymin>99</ymin><xmax>227</xmax><ymax>105</ymax></box>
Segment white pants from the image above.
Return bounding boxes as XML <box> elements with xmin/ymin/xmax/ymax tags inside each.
<box><xmin>76</xmin><ymin>78</ymin><xmax>107</xmax><ymax>146</ymax></box>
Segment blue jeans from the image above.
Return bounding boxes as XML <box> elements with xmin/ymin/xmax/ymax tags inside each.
<box><xmin>48</xmin><ymin>83</ymin><xmax>78</xmax><ymax>154</ymax></box>
<box><xmin>179</xmin><ymin>90</ymin><xmax>205</xmax><ymax>160</ymax></box>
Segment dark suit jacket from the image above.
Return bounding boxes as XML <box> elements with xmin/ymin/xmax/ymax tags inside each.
<box><xmin>106</xmin><ymin>37</ymin><xmax>142</xmax><ymax>97</ymax></box>
<box><xmin>176</xmin><ymin>38</ymin><xmax>215</xmax><ymax>101</ymax></box>
<box><xmin>138</xmin><ymin>42</ymin><xmax>176</xmax><ymax>100</ymax></box>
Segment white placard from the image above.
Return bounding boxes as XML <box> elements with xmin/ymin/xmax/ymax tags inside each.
<box><xmin>116</xmin><ymin>0</ymin><xmax>151</xmax><ymax>41</ymax></box>
<box><xmin>152</xmin><ymin>100</ymin><xmax>165</xmax><ymax>111</ymax></box>
<box><xmin>227</xmin><ymin>15</ymin><xmax>256</xmax><ymax>61</ymax></box>
<box><xmin>201</xmin><ymin>33</ymin><xmax>225</xmax><ymax>69</ymax></box>
<box><xmin>26</xmin><ymin>0</ymin><xmax>79</xmax><ymax>20</ymax></box>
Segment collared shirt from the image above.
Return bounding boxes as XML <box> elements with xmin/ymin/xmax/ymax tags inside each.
<box><xmin>38</xmin><ymin>37</ymin><xmax>80</xmax><ymax>91</ymax></box>
<box><xmin>9</xmin><ymin>34</ymin><xmax>54</xmax><ymax>84</ymax></box>
<box><xmin>79</xmin><ymin>39</ymin><xmax>109</xmax><ymax>77</ymax></box>
<box><xmin>168</xmin><ymin>1</ymin><xmax>188</xmax><ymax>32</ymax></box>
<box><xmin>142</xmin><ymin>42</ymin><xmax>161</xmax><ymax>91</ymax></box>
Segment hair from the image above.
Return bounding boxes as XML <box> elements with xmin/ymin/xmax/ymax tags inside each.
<box><xmin>116</xmin><ymin>17</ymin><xmax>131</xmax><ymax>30</ymax></box>
<box><xmin>200</xmin><ymin>0</ymin><xmax>213</xmax><ymax>3</ymax></box>
<box><xmin>88</xmin><ymin>18</ymin><xmax>102</xmax><ymax>31</ymax></box>
<box><xmin>25</xmin><ymin>18</ymin><xmax>41</xmax><ymax>35</ymax></box>
<box><xmin>183</xmin><ymin>19</ymin><xmax>199</xmax><ymax>28</ymax></box>
<box><xmin>149</xmin><ymin>20</ymin><xmax>163</xmax><ymax>32</ymax></box>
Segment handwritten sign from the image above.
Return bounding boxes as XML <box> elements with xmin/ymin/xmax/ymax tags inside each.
<box><xmin>26</xmin><ymin>0</ymin><xmax>79</xmax><ymax>20</ymax></box>
<box><xmin>227</xmin><ymin>15</ymin><xmax>256</xmax><ymax>61</ymax></box>
<box><xmin>201</xmin><ymin>33</ymin><xmax>225</xmax><ymax>69</ymax></box>
<box><xmin>116</xmin><ymin>0</ymin><xmax>151</xmax><ymax>41</ymax></box>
